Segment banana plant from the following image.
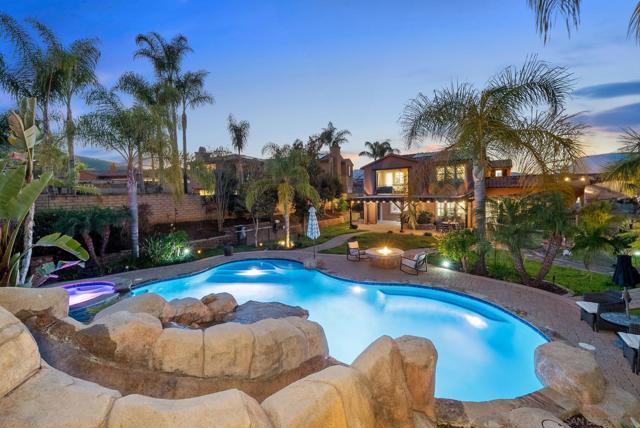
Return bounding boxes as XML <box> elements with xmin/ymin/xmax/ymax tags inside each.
<box><xmin>0</xmin><ymin>164</ymin><xmax>88</xmax><ymax>287</ymax></box>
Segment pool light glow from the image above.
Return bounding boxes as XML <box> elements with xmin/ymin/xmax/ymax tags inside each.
<box><xmin>237</xmin><ymin>267</ymin><xmax>266</xmax><ymax>277</ymax></box>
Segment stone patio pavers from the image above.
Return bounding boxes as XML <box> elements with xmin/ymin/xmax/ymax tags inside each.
<box><xmin>78</xmin><ymin>246</ymin><xmax>640</xmax><ymax>398</ymax></box>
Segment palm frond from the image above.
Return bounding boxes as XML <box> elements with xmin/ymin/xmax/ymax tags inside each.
<box><xmin>527</xmin><ymin>0</ymin><xmax>581</xmax><ymax>43</ymax></box>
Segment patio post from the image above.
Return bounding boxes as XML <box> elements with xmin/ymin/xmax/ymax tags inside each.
<box><xmin>349</xmin><ymin>201</ymin><xmax>353</xmax><ymax>227</ymax></box>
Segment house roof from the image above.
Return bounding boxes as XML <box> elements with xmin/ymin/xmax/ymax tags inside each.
<box><xmin>360</xmin><ymin>153</ymin><xmax>421</xmax><ymax>169</ymax></box>
<box><xmin>573</xmin><ymin>153</ymin><xmax>629</xmax><ymax>175</ymax></box>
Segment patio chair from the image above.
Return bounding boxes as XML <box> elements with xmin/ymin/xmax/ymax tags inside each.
<box><xmin>346</xmin><ymin>241</ymin><xmax>367</xmax><ymax>261</ymax></box>
<box><xmin>619</xmin><ymin>325</ymin><xmax>639</xmax><ymax>375</ymax></box>
<box><xmin>400</xmin><ymin>252</ymin><xmax>428</xmax><ymax>275</ymax></box>
<box><xmin>576</xmin><ymin>290</ymin><xmax>626</xmax><ymax>332</ymax></box>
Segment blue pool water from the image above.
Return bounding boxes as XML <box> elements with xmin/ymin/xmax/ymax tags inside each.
<box><xmin>132</xmin><ymin>259</ymin><xmax>546</xmax><ymax>401</ymax></box>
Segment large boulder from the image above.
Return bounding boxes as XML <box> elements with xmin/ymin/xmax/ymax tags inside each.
<box><xmin>507</xmin><ymin>407</ymin><xmax>569</xmax><ymax>428</ymax></box>
<box><xmin>248</xmin><ymin>318</ymin><xmax>306</xmax><ymax>378</ymax></box>
<box><xmin>282</xmin><ymin>316</ymin><xmax>329</xmax><ymax>360</ymax></box>
<box><xmin>0</xmin><ymin>306</ymin><xmax>40</xmax><ymax>397</ymax></box>
<box><xmin>203</xmin><ymin>322</ymin><xmax>254</xmax><ymax>378</ymax></box>
<box><xmin>261</xmin><ymin>365</ymin><xmax>375</xmax><ymax>428</ymax></box>
<box><xmin>0</xmin><ymin>362</ymin><xmax>121</xmax><ymax>428</ymax></box>
<box><xmin>0</xmin><ymin>287</ymin><xmax>68</xmax><ymax>320</ymax></box>
<box><xmin>166</xmin><ymin>297</ymin><xmax>210</xmax><ymax>325</ymax></box>
<box><xmin>352</xmin><ymin>336</ymin><xmax>413</xmax><ymax>428</ymax></box>
<box><xmin>396</xmin><ymin>335</ymin><xmax>438</xmax><ymax>421</ymax></box>
<box><xmin>77</xmin><ymin>311</ymin><xmax>163</xmax><ymax>364</ymax></box>
<box><xmin>581</xmin><ymin>385</ymin><xmax>640</xmax><ymax>428</ymax></box>
<box><xmin>107</xmin><ymin>389</ymin><xmax>272</xmax><ymax>428</ymax></box>
<box><xmin>151</xmin><ymin>327</ymin><xmax>204</xmax><ymax>377</ymax></box>
<box><xmin>535</xmin><ymin>341</ymin><xmax>606</xmax><ymax>405</ymax></box>
<box><xmin>202</xmin><ymin>292</ymin><xmax>237</xmax><ymax>322</ymax></box>
<box><xmin>224</xmin><ymin>301</ymin><xmax>307</xmax><ymax>324</ymax></box>
<box><xmin>94</xmin><ymin>293</ymin><xmax>173</xmax><ymax>321</ymax></box>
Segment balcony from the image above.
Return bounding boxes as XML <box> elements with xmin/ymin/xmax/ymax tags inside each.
<box><xmin>485</xmin><ymin>176</ymin><xmax>523</xmax><ymax>188</ymax></box>
<box><xmin>376</xmin><ymin>185</ymin><xmax>408</xmax><ymax>195</ymax></box>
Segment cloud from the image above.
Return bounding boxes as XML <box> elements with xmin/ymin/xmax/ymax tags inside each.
<box><xmin>573</xmin><ymin>81</ymin><xmax>640</xmax><ymax>99</ymax></box>
<box><xmin>581</xmin><ymin>103</ymin><xmax>640</xmax><ymax>131</ymax></box>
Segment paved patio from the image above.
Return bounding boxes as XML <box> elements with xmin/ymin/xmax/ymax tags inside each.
<box><xmin>86</xmin><ymin>233</ymin><xmax>640</xmax><ymax>398</ymax></box>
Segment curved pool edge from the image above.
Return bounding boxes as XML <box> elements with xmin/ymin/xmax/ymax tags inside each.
<box><xmin>131</xmin><ymin>256</ymin><xmax>550</xmax><ymax>344</ymax></box>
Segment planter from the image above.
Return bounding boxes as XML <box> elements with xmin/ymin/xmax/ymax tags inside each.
<box><xmin>223</xmin><ymin>243</ymin><xmax>234</xmax><ymax>257</ymax></box>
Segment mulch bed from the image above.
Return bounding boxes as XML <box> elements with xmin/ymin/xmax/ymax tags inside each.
<box><xmin>530</xmin><ymin>280</ymin><xmax>569</xmax><ymax>295</ymax></box>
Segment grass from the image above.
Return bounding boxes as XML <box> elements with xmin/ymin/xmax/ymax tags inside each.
<box><xmin>320</xmin><ymin>231</ymin><xmax>437</xmax><ymax>255</ymax></box>
<box><xmin>295</xmin><ymin>221</ymin><xmax>356</xmax><ymax>247</ymax></box>
<box><xmin>430</xmin><ymin>249</ymin><xmax>616</xmax><ymax>295</ymax></box>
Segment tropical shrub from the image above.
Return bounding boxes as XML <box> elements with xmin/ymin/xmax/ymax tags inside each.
<box><xmin>438</xmin><ymin>229</ymin><xmax>479</xmax><ymax>273</ymax></box>
<box><xmin>0</xmin><ymin>164</ymin><xmax>88</xmax><ymax>287</ymax></box>
<box><xmin>417</xmin><ymin>210</ymin><xmax>433</xmax><ymax>225</ymax></box>
<box><xmin>141</xmin><ymin>231</ymin><xmax>192</xmax><ymax>266</ymax></box>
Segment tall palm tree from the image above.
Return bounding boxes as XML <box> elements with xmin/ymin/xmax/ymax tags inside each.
<box><xmin>316</xmin><ymin>121</ymin><xmax>351</xmax><ymax>151</ymax></box>
<box><xmin>401</xmin><ymin>57</ymin><xmax>584</xmax><ymax>274</ymax></box>
<box><xmin>57</xmin><ymin>38</ymin><xmax>100</xmax><ymax>187</ymax></box>
<box><xmin>134</xmin><ymin>32</ymin><xmax>192</xmax><ymax>186</ymax></box>
<box><xmin>117</xmin><ymin>72</ymin><xmax>177</xmax><ymax>191</ymax></box>
<box><xmin>259</xmin><ymin>143</ymin><xmax>320</xmax><ymax>248</ymax></box>
<box><xmin>78</xmin><ymin>86</ymin><xmax>154</xmax><ymax>258</ymax></box>
<box><xmin>359</xmin><ymin>140</ymin><xmax>399</xmax><ymax>160</ymax></box>
<box><xmin>527</xmin><ymin>0</ymin><xmax>640</xmax><ymax>43</ymax></box>
<box><xmin>176</xmin><ymin>71</ymin><xmax>213</xmax><ymax>192</ymax></box>
<box><xmin>227</xmin><ymin>114</ymin><xmax>250</xmax><ymax>183</ymax></box>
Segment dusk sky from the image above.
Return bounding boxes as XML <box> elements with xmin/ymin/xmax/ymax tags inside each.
<box><xmin>2</xmin><ymin>0</ymin><xmax>640</xmax><ymax>168</ymax></box>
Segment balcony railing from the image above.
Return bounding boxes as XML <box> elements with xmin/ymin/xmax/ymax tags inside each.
<box><xmin>376</xmin><ymin>185</ymin><xmax>408</xmax><ymax>195</ymax></box>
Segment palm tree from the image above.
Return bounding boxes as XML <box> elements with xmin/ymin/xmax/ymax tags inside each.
<box><xmin>134</xmin><ymin>32</ymin><xmax>192</xmax><ymax>186</ymax></box>
<box><xmin>227</xmin><ymin>114</ymin><xmax>250</xmax><ymax>183</ymax></box>
<box><xmin>259</xmin><ymin>143</ymin><xmax>320</xmax><ymax>248</ymax></box>
<box><xmin>527</xmin><ymin>0</ymin><xmax>640</xmax><ymax>43</ymax></box>
<box><xmin>176</xmin><ymin>70</ymin><xmax>214</xmax><ymax>192</ymax></box>
<box><xmin>359</xmin><ymin>140</ymin><xmax>399</xmax><ymax>160</ymax></box>
<box><xmin>78</xmin><ymin>86</ymin><xmax>154</xmax><ymax>258</ymax></box>
<box><xmin>57</xmin><ymin>38</ymin><xmax>100</xmax><ymax>187</ymax></box>
<box><xmin>316</xmin><ymin>121</ymin><xmax>351</xmax><ymax>151</ymax></box>
<box><xmin>401</xmin><ymin>57</ymin><xmax>584</xmax><ymax>274</ymax></box>
<box><xmin>604</xmin><ymin>129</ymin><xmax>640</xmax><ymax>201</ymax></box>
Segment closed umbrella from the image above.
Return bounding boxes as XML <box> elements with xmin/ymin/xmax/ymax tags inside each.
<box><xmin>307</xmin><ymin>207</ymin><xmax>321</xmax><ymax>259</ymax></box>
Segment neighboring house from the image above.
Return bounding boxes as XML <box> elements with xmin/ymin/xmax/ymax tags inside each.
<box><xmin>318</xmin><ymin>146</ymin><xmax>354</xmax><ymax>194</ymax></box>
<box><xmin>78</xmin><ymin>169</ymin><xmax>131</xmax><ymax>194</ymax></box>
<box><xmin>573</xmin><ymin>152</ymin><xmax>637</xmax><ymax>208</ymax></box>
<box><xmin>194</xmin><ymin>147</ymin><xmax>264</xmax><ymax>194</ymax></box>
<box><xmin>352</xmin><ymin>169</ymin><xmax>364</xmax><ymax>195</ymax></box>
<box><xmin>349</xmin><ymin>152</ymin><xmax>590</xmax><ymax>227</ymax></box>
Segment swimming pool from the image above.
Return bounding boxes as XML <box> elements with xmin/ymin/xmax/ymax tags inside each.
<box><xmin>131</xmin><ymin>259</ymin><xmax>547</xmax><ymax>402</ymax></box>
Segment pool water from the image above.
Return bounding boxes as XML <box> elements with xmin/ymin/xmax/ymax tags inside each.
<box><xmin>131</xmin><ymin>259</ymin><xmax>546</xmax><ymax>401</ymax></box>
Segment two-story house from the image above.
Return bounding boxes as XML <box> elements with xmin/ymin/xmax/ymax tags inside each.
<box><xmin>351</xmin><ymin>152</ymin><xmax>589</xmax><ymax>228</ymax></box>
<box><xmin>318</xmin><ymin>145</ymin><xmax>354</xmax><ymax>194</ymax></box>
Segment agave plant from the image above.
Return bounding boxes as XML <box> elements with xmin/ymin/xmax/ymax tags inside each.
<box><xmin>0</xmin><ymin>164</ymin><xmax>88</xmax><ymax>287</ymax></box>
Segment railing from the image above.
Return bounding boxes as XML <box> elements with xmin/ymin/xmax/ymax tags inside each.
<box><xmin>485</xmin><ymin>176</ymin><xmax>523</xmax><ymax>188</ymax></box>
<box><xmin>375</xmin><ymin>185</ymin><xmax>408</xmax><ymax>195</ymax></box>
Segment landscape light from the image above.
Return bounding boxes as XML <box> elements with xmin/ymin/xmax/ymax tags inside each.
<box><xmin>442</xmin><ymin>260</ymin><xmax>451</xmax><ymax>268</ymax></box>
<box><xmin>634</xmin><ymin>250</ymin><xmax>640</xmax><ymax>256</ymax></box>
<box><xmin>182</xmin><ymin>248</ymin><xmax>191</xmax><ymax>255</ymax></box>
<box><xmin>564</xmin><ymin>177</ymin><xmax>570</xmax><ymax>182</ymax></box>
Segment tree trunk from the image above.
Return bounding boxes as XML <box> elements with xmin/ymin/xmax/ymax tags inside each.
<box><xmin>472</xmin><ymin>162</ymin><xmax>488</xmax><ymax>275</ymax></box>
<box><xmin>82</xmin><ymin>232</ymin><xmax>101</xmax><ymax>271</ymax></box>
<box><xmin>18</xmin><ymin>154</ymin><xmax>35</xmax><ymax>285</ymax></box>
<box><xmin>127</xmin><ymin>166</ymin><xmax>140</xmax><ymax>258</ymax></box>
<box><xmin>535</xmin><ymin>234</ymin><xmax>562</xmax><ymax>284</ymax></box>
<box><xmin>137</xmin><ymin>142</ymin><xmax>144</xmax><ymax>193</ymax></box>
<box><xmin>254</xmin><ymin>217</ymin><xmax>259</xmax><ymax>248</ymax></box>
<box><xmin>510</xmin><ymin>248</ymin><xmax>531</xmax><ymax>286</ymax></box>
<box><xmin>182</xmin><ymin>110</ymin><xmax>189</xmax><ymax>193</ymax></box>
<box><xmin>284</xmin><ymin>210</ymin><xmax>290</xmax><ymax>248</ymax></box>
<box><xmin>100</xmin><ymin>225</ymin><xmax>111</xmax><ymax>261</ymax></box>
<box><xmin>237</xmin><ymin>149</ymin><xmax>244</xmax><ymax>185</ymax></box>
<box><xmin>65</xmin><ymin>98</ymin><xmax>76</xmax><ymax>193</ymax></box>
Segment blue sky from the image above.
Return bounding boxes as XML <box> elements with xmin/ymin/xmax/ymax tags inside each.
<box><xmin>2</xmin><ymin>0</ymin><xmax>640</xmax><ymax>167</ymax></box>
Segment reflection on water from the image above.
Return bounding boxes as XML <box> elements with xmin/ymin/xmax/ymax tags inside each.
<box><xmin>132</xmin><ymin>259</ymin><xmax>546</xmax><ymax>402</ymax></box>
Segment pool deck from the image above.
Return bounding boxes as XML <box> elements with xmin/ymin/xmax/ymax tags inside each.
<box><xmin>78</xmin><ymin>233</ymin><xmax>640</xmax><ymax>398</ymax></box>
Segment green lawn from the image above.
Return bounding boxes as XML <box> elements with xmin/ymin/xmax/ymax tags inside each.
<box><xmin>295</xmin><ymin>221</ymin><xmax>356</xmax><ymax>247</ymax></box>
<box><xmin>430</xmin><ymin>250</ymin><xmax>616</xmax><ymax>295</ymax></box>
<box><xmin>320</xmin><ymin>232</ymin><xmax>437</xmax><ymax>255</ymax></box>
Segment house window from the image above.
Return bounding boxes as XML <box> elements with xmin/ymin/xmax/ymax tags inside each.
<box><xmin>495</xmin><ymin>169</ymin><xmax>503</xmax><ymax>177</ymax></box>
<box><xmin>376</xmin><ymin>169</ymin><xmax>408</xmax><ymax>194</ymax></box>
<box><xmin>436</xmin><ymin>164</ymin><xmax>465</xmax><ymax>182</ymax></box>
<box><xmin>390</xmin><ymin>203</ymin><xmax>401</xmax><ymax>214</ymax></box>
<box><xmin>436</xmin><ymin>201</ymin><xmax>466</xmax><ymax>219</ymax></box>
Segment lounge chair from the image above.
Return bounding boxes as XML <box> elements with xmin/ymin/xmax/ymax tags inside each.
<box><xmin>346</xmin><ymin>241</ymin><xmax>367</xmax><ymax>261</ymax></box>
<box><xmin>575</xmin><ymin>290</ymin><xmax>626</xmax><ymax>332</ymax></box>
<box><xmin>619</xmin><ymin>324</ymin><xmax>640</xmax><ymax>375</ymax></box>
<box><xmin>401</xmin><ymin>252</ymin><xmax>428</xmax><ymax>275</ymax></box>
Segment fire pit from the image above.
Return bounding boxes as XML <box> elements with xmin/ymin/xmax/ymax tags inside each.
<box><xmin>365</xmin><ymin>246</ymin><xmax>405</xmax><ymax>269</ymax></box>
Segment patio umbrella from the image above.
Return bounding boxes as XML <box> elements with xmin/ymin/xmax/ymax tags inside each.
<box><xmin>612</xmin><ymin>254</ymin><xmax>640</xmax><ymax>317</ymax></box>
<box><xmin>307</xmin><ymin>207</ymin><xmax>321</xmax><ymax>259</ymax></box>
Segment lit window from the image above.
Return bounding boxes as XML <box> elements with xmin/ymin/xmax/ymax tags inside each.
<box><xmin>376</xmin><ymin>169</ymin><xmax>407</xmax><ymax>194</ymax></box>
<box><xmin>390</xmin><ymin>203</ymin><xmax>402</xmax><ymax>214</ymax></box>
<box><xmin>456</xmin><ymin>165</ymin><xmax>465</xmax><ymax>179</ymax></box>
<box><xmin>495</xmin><ymin>169</ymin><xmax>503</xmax><ymax>177</ymax></box>
<box><xmin>436</xmin><ymin>167</ymin><xmax>445</xmax><ymax>182</ymax></box>
<box><xmin>436</xmin><ymin>202</ymin><xmax>445</xmax><ymax>217</ymax></box>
